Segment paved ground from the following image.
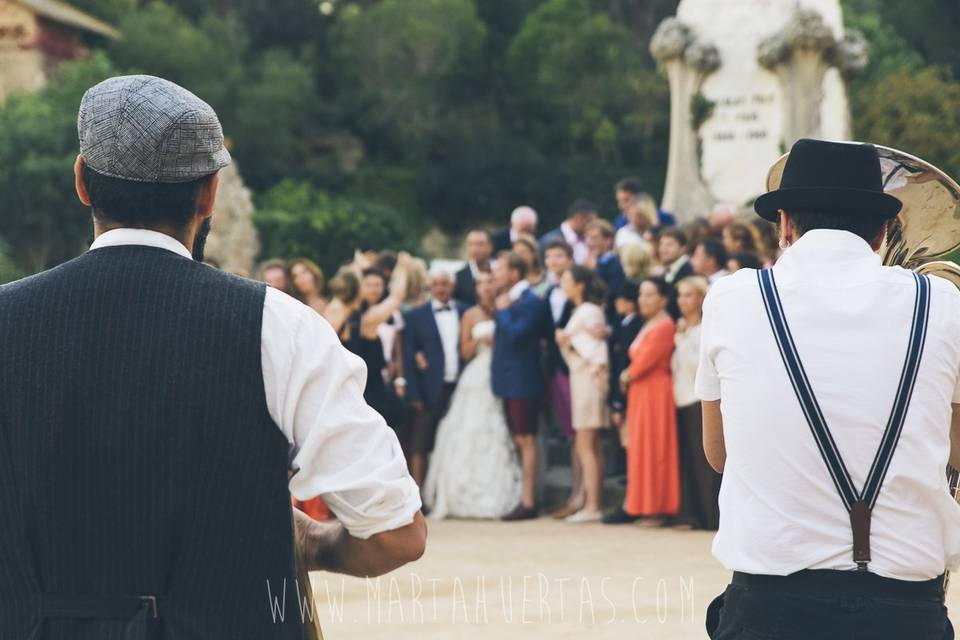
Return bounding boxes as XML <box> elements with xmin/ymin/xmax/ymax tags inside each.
<box><xmin>300</xmin><ymin>516</ymin><xmax>956</xmax><ymax>639</ymax></box>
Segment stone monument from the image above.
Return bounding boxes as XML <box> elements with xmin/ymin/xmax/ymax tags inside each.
<box><xmin>652</xmin><ymin>0</ymin><xmax>867</xmax><ymax>223</ymax></box>
<box><xmin>204</xmin><ymin>161</ymin><xmax>260</xmax><ymax>277</ymax></box>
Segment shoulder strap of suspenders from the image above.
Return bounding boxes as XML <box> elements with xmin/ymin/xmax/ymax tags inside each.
<box><xmin>757</xmin><ymin>268</ymin><xmax>931</xmax><ymax>570</ymax></box>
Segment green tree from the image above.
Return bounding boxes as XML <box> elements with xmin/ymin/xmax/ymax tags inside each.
<box><xmin>231</xmin><ymin>50</ymin><xmax>321</xmax><ymax>190</ymax></box>
<box><xmin>254</xmin><ymin>180</ymin><xmax>420</xmax><ymax>274</ymax></box>
<box><xmin>109</xmin><ymin>2</ymin><xmax>247</xmax><ymax>118</ymax></box>
<box><xmin>331</xmin><ymin>0</ymin><xmax>487</xmax><ymax>161</ymax></box>
<box><xmin>855</xmin><ymin>68</ymin><xmax>960</xmax><ymax>180</ymax></box>
<box><xmin>0</xmin><ymin>53</ymin><xmax>117</xmax><ymax>274</ymax></box>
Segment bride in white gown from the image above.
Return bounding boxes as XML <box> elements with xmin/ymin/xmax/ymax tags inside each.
<box><xmin>423</xmin><ymin>273</ymin><xmax>522</xmax><ymax>519</ymax></box>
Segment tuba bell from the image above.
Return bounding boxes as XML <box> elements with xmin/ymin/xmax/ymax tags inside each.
<box><xmin>766</xmin><ymin>143</ymin><xmax>960</xmax><ymax>592</ymax></box>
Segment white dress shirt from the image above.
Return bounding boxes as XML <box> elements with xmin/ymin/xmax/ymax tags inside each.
<box><xmin>696</xmin><ymin>229</ymin><xmax>960</xmax><ymax>580</ymax></box>
<box><xmin>431</xmin><ymin>299</ymin><xmax>460</xmax><ymax>383</ymax></box>
<box><xmin>507</xmin><ymin>279</ymin><xmax>530</xmax><ymax>302</ymax></box>
<box><xmin>614</xmin><ymin>225</ymin><xmax>646</xmax><ymax>251</ymax></box>
<box><xmin>707</xmin><ymin>268</ymin><xmax>728</xmax><ymax>285</ymax></box>
<box><xmin>672</xmin><ymin>323</ymin><xmax>701</xmax><ymax>408</ymax></box>
<box><xmin>548</xmin><ymin>283</ymin><xmax>568</xmax><ymax>324</ymax></box>
<box><xmin>561</xmin><ymin>221</ymin><xmax>590</xmax><ymax>265</ymax></box>
<box><xmin>89</xmin><ymin>229</ymin><xmax>421</xmax><ymax>540</ymax></box>
<box><xmin>664</xmin><ymin>254</ymin><xmax>691</xmax><ymax>283</ymax></box>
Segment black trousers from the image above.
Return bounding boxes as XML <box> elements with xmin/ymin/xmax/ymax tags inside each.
<box><xmin>707</xmin><ymin>570</ymin><xmax>953</xmax><ymax>640</ymax></box>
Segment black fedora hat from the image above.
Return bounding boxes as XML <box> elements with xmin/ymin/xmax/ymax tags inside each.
<box><xmin>754</xmin><ymin>138</ymin><xmax>903</xmax><ymax>222</ymax></box>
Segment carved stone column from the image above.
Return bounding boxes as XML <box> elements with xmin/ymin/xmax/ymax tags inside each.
<box><xmin>758</xmin><ymin>9</ymin><xmax>867</xmax><ymax>147</ymax></box>
<box><xmin>651</xmin><ymin>18</ymin><xmax>720</xmax><ymax>224</ymax></box>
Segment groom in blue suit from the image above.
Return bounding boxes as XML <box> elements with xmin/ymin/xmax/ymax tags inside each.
<box><xmin>492</xmin><ymin>252</ymin><xmax>544</xmax><ymax>521</ymax></box>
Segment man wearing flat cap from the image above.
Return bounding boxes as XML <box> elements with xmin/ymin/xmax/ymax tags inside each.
<box><xmin>698</xmin><ymin>138</ymin><xmax>960</xmax><ymax>639</ymax></box>
<box><xmin>0</xmin><ymin>75</ymin><xmax>425</xmax><ymax>639</ymax></box>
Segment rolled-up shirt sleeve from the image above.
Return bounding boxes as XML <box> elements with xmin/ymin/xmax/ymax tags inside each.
<box><xmin>261</xmin><ymin>288</ymin><xmax>421</xmax><ymax>539</ymax></box>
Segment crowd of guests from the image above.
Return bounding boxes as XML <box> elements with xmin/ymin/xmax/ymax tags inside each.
<box><xmin>257</xmin><ymin>177</ymin><xmax>778</xmax><ymax>530</ymax></box>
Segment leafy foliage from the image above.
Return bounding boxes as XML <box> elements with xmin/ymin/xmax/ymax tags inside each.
<box><xmin>254</xmin><ymin>180</ymin><xmax>419</xmax><ymax>275</ymax></box>
<box><xmin>0</xmin><ymin>53</ymin><xmax>117</xmax><ymax>273</ymax></box>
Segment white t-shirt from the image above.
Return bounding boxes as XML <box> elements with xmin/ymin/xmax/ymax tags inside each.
<box><xmin>696</xmin><ymin>229</ymin><xmax>960</xmax><ymax>580</ymax></box>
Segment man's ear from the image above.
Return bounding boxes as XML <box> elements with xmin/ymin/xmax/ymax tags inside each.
<box><xmin>197</xmin><ymin>171</ymin><xmax>221</xmax><ymax>220</ymax></box>
<box><xmin>75</xmin><ymin>155</ymin><xmax>91</xmax><ymax>207</ymax></box>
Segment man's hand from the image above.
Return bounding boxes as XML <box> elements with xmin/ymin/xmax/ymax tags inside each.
<box><xmin>611</xmin><ymin>411</ymin><xmax>623</xmax><ymax>428</ymax></box>
<box><xmin>415</xmin><ymin>352</ymin><xmax>429</xmax><ymax>371</ymax></box>
<box><xmin>555</xmin><ymin>329</ymin><xmax>571</xmax><ymax>349</ymax></box>
<box><xmin>294</xmin><ymin>507</ymin><xmax>427</xmax><ymax>578</ymax></box>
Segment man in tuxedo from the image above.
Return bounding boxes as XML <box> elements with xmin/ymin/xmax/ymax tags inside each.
<box><xmin>492</xmin><ymin>205</ymin><xmax>539</xmax><ymax>255</ymax></box>
<box><xmin>453</xmin><ymin>229</ymin><xmax>494</xmax><ymax>307</ymax></box>
<box><xmin>403</xmin><ymin>270</ymin><xmax>468</xmax><ymax>486</ymax></box>
<box><xmin>539</xmin><ymin>199</ymin><xmax>597</xmax><ymax>265</ymax></box>
<box><xmin>0</xmin><ymin>75</ymin><xmax>425</xmax><ymax>640</ymax></box>
<box><xmin>492</xmin><ymin>252</ymin><xmax>544</xmax><ymax>521</ymax></box>
<box><xmin>659</xmin><ymin>228</ymin><xmax>695</xmax><ymax>285</ymax></box>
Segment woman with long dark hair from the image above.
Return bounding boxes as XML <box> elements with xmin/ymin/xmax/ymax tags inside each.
<box><xmin>555</xmin><ymin>265</ymin><xmax>610</xmax><ymax>522</ymax></box>
<box><xmin>289</xmin><ymin>258</ymin><xmax>327</xmax><ymax>316</ymax></box>
<box><xmin>343</xmin><ymin>257</ymin><xmax>409</xmax><ymax>419</ymax></box>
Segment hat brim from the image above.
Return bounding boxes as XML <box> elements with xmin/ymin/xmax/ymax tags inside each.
<box><xmin>754</xmin><ymin>187</ymin><xmax>903</xmax><ymax>222</ymax></box>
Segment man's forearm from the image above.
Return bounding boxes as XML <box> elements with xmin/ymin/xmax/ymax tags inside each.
<box><xmin>296</xmin><ymin>509</ymin><xmax>427</xmax><ymax>578</ymax></box>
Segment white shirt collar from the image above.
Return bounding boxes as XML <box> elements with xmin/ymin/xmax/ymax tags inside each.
<box><xmin>89</xmin><ymin>228</ymin><xmax>192</xmax><ymax>260</ymax></box>
<box><xmin>508</xmin><ymin>279</ymin><xmax>530</xmax><ymax>301</ymax></box>
<box><xmin>665</xmin><ymin>253</ymin><xmax>690</xmax><ymax>278</ymax></box>
<box><xmin>431</xmin><ymin>298</ymin><xmax>454</xmax><ymax>312</ymax></box>
<box><xmin>560</xmin><ymin>221</ymin><xmax>581</xmax><ymax>245</ymax></box>
<box><xmin>776</xmin><ymin>229</ymin><xmax>879</xmax><ymax>285</ymax></box>
<box><xmin>707</xmin><ymin>269</ymin><xmax>728</xmax><ymax>284</ymax></box>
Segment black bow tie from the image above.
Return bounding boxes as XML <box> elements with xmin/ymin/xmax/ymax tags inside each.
<box><xmin>434</xmin><ymin>305</ymin><xmax>452</xmax><ymax>313</ymax></box>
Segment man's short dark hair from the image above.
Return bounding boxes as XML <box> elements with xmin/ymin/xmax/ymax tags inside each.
<box><xmin>467</xmin><ymin>228</ymin><xmax>493</xmax><ymax>243</ymax></box>
<box><xmin>543</xmin><ymin>239</ymin><xmax>573</xmax><ymax>259</ymax></box>
<box><xmin>788</xmin><ymin>210</ymin><xmax>887</xmax><ymax>243</ymax></box>
<box><xmin>568</xmin><ymin>199</ymin><xmax>597</xmax><ymax>217</ymax></box>
<box><xmin>82</xmin><ymin>164</ymin><xmax>212</xmax><ymax>228</ymax></box>
<box><xmin>730</xmin><ymin>251</ymin><xmax>763</xmax><ymax>270</ymax></box>
<box><xmin>502</xmin><ymin>251</ymin><xmax>529</xmax><ymax>280</ymax></box>
<box><xmin>616</xmin><ymin>178</ymin><xmax>643</xmax><ymax>195</ymax></box>
<box><xmin>660</xmin><ymin>228</ymin><xmax>688</xmax><ymax>247</ymax></box>
<box><xmin>698</xmin><ymin>238</ymin><xmax>728</xmax><ymax>268</ymax></box>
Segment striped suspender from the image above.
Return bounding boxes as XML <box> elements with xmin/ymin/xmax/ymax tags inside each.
<box><xmin>757</xmin><ymin>269</ymin><xmax>931</xmax><ymax>571</ymax></box>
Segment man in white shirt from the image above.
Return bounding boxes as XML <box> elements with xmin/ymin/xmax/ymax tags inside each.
<box><xmin>698</xmin><ymin>139</ymin><xmax>960</xmax><ymax>639</ymax></box>
<box><xmin>539</xmin><ymin>199</ymin><xmax>597</xmax><ymax>265</ymax></box>
<box><xmin>691</xmin><ymin>237</ymin><xmax>729</xmax><ymax>285</ymax></box>
<box><xmin>0</xmin><ymin>75</ymin><xmax>425</xmax><ymax>639</ymax></box>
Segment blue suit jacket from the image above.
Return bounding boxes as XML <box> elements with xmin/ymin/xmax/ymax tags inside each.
<box><xmin>403</xmin><ymin>300</ymin><xmax>468</xmax><ymax>408</ymax></box>
<box><xmin>492</xmin><ymin>288</ymin><xmax>544</xmax><ymax>399</ymax></box>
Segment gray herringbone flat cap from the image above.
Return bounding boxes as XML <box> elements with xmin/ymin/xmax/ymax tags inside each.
<box><xmin>78</xmin><ymin>75</ymin><xmax>231</xmax><ymax>183</ymax></box>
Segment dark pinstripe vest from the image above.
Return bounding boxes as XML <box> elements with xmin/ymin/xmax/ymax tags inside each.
<box><xmin>0</xmin><ymin>245</ymin><xmax>305</xmax><ymax>640</ymax></box>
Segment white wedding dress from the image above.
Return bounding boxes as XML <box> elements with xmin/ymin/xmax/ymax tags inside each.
<box><xmin>423</xmin><ymin>319</ymin><xmax>522</xmax><ymax>519</ymax></box>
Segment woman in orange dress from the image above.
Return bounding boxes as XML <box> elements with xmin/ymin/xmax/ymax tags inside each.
<box><xmin>603</xmin><ymin>276</ymin><xmax>679</xmax><ymax>525</ymax></box>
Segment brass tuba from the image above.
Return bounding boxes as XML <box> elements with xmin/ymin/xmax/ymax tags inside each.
<box><xmin>766</xmin><ymin>144</ymin><xmax>960</xmax><ymax>592</ymax></box>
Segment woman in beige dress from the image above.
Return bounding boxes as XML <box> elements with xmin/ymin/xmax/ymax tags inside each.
<box><xmin>556</xmin><ymin>265</ymin><xmax>610</xmax><ymax>523</ymax></box>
